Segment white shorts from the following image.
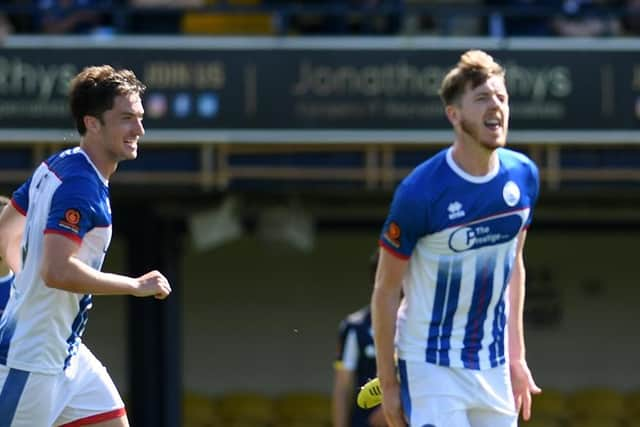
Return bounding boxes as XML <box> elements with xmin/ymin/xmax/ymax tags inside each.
<box><xmin>398</xmin><ymin>359</ymin><xmax>517</xmax><ymax>427</ymax></box>
<box><xmin>0</xmin><ymin>343</ymin><xmax>125</xmax><ymax>427</ymax></box>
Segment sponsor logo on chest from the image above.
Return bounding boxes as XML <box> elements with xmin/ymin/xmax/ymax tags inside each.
<box><xmin>448</xmin><ymin>214</ymin><xmax>523</xmax><ymax>252</ymax></box>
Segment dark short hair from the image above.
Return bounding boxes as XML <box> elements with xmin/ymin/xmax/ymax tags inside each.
<box><xmin>439</xmin><ymin>50</ymin><xmax>505</xmax><ymax>107</ymax></box>
<box><xmin>69</xmin><ymin>65</ymin><xmax>146</xmax><ymax>135</ymax></box>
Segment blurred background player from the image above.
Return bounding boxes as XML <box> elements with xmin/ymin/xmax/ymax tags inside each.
<box><xmin>0</xmin><ymin>65</ymin><xmax>172</xmax><ymax>427</ymax></box>
<box><xmin>372</xmin><ymin>50</ymin><xmax>541</xmax><ymax>427</ymax></box>
<box><xmin>0</xmin><ymin>195</ymin><xmax>13</xmax><ymax>317</ymax></box>
<box><xmin>35</xmin><ymin>0</ymin><xmax>111</xmax><ymax>34</ymax></box>
<box><xmin>332</xmin><ymin>249</ymin><xmax>387</xmax><ymax>427</ymax></box>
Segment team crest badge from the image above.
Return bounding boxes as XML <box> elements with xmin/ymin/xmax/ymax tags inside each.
<box><xmin>502</xmin><ymin>181</ymin><xmax>520</xmax><ymax>207</ymax></box>
<box><xmin>59</xmin><ymin>208</ymin><xmax>81</xmax><ymax>233</ymax></box>
<box><xmin>384</xmin><ymin>221</ymin><xmax>401</xmax><ymax>248</ymax></box>
<box><xmin>65</xmin><ymin>209</ymin><xmax>81</xmax><ymax>224</ymax></box>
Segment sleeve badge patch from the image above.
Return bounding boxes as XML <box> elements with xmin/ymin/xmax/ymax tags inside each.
<box><xmin>383</xmin><ymin>221</ymin><xmax>401</xmax><ymax>248</ymax></box>
<box><xmin>59</xmin><ymin>208</ymin><xmax>81</xmax><ymax>233</ymax></box>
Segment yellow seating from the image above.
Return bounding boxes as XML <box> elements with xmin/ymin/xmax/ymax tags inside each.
<box><xmin>568</xmin><ymin>388</ymin><xmax>626</xmax><ymax>423</ymax></box>
<box><xmin>215</xmin><ymin>392</ymin><xmax>276</xmax><ymax>427</ymax></box>
<box><xmin>183</xmin><ymin>391</ymin><xmax>220</xmax><ymax>427</ymax></box>
<box><xmin>274</xmin><ymin>392</ymin><xmax>331</xmax><ymax>427</ymax></box>
<box><xmin>627</xmin><ymin>390</ymin><xmax>640</xmax><ymax>418</ymax></box>
<box><xmin>181</xmin><ymin>1</ymin><xmax>272</xmax><ymax>35</ymax></box>
<box><xmin>533</xmin><ymin>388</ymin><xmax>569</xmax><ymax>422</ymax></box>
<box><xmin>177</xmin><ymin>388</ymin><xmax>640</xmax><ymax>427</ymax></box>
<box><xmin>181</xmin><ymin>12</ymin><xmax>273</xmax><ymax>34</ymax></box>
<box><xmin>521</xmin><ymin>417</ymin><xmax>563</xmax><ymax>427</ymax></box>
<box><xmin>567</xmin><ymin>416</ymin><xmax>624</xmax><ymax>427</ymax></box>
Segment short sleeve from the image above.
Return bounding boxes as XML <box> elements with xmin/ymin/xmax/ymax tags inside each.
<box><xmin>11</xmin><ymin>177</ymin><xmax>32</xmax><ymax>216</ymax></box>
<box><xmin>379</xmin><ymin>180</ymin><xmax>428</xmax><ymax>259</ymax></box>
<box><xmin>45</xmin><ymin>177</ymin><xmax>98</xmax><ymax>244</ymax></box>
<box><xmin>524</xmin><ymin>161</ymin><xmax>540</xmax><ymax>227</ymax></box>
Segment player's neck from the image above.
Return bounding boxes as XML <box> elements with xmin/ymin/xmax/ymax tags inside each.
<box><xmin>451</xmin><ymin>140</ymin><xmax>499</xmax><ymax>177</ymax></box>
<box><xmin>80</xmin><ymin>139</ymin><xmax>117</xmax><ymax>180</ymax></box>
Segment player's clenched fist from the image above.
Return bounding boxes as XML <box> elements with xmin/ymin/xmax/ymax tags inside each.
<box><xmin>134</xmin><ymin>270</ymin><xmax>172</xmax><ymax>299</ymax></box>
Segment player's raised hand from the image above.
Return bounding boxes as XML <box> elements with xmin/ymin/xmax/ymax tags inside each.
<box><xmin>510</xmin><ymin>359</ymin><xmax>542</xmax><ymax>421</ymax></box>
<box><xmin>134</xmin><ymin>270</ymin><xmax>172</xmax><ymax>299</ymax></box>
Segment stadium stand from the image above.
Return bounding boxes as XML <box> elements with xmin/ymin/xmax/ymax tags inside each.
<box><xmin>529</xmin><ymin>388</ymin><xmax>570</xmax><ymax>426</ymax></box>
<box><xmin>178</xmin><ymin>389</ymin><xmax>640</xmax><ymax>427</ymax></box>
<box><xmin>181</xmin><ymin>0</ymin><xmax>274</xmax><ymax>35</ymax></box>
<box><xmin>568</xmin><ymin>387</ymin><xmax>628</xmax><ymax>426</ymax></box>
<box><xmin>183</xmin><ymin>391</ymin><xmax>221</xmax><ymax>427</ymax></box>
<box><xmin>629</xmin><ymin>391</ymin><xmax>640</xmax><ymax>419</ymax></box>
<box><xmin>0</xmin><ymin>1</ymin><xmax>639</xmax><ymax>36</ymax></box>
<box><xmin>215</xmin><ymin>392</ymin><xmax>276</xmax><ymax>427</ymax></box>
<box><xmin>274</xmin><ymin>392</ymin><xmax>331</xmax><ymax>427</ymax></box>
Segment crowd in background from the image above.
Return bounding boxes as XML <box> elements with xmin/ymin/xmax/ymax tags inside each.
<box><xmin>1</xmin><ymin>0</ymin><xmax>640</xmax><ymax>38</ymax></box>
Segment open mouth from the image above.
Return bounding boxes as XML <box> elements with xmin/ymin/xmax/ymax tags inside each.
<box><xmin>484</xmin><ymin>118</ymin><xmax>502</xmax><ymax>132</ymax></box>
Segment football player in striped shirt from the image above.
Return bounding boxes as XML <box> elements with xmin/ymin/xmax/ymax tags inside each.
<box><xmin>372</xmin><ymin>50</ymin><xmax>541</xmax><ymax>427</ymax></box>
<box><xmin>0</xmin><ymin>65</ymin><xmax>172</xmax><ymax>427</ymax></box>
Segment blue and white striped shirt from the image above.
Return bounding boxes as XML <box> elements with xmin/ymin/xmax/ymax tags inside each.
<box><xmin>380</xmin><ymin>147</ymin><xmax>539</xmax><ymax>370</ymax></box>
<box><xmin>0</xmin><ymin>147</ymin><xmax>112</xmax><ymax>374</ymax></box>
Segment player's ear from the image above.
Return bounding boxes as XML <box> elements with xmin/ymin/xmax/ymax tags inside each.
<box><xmin>84</xmin><ymin>115</ymin><xmax>100</xmax><ymax>134</ymax></box>
<box><xmin>445</xmin><ymin>104</ymin><xmax>459</xmax><ymax>126</ymax></box>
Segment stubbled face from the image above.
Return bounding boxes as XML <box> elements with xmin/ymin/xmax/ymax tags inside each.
<box><xmin>455</xmin><ymin>75</ymin><xmax>509</xmax><ymax>150</ymax></box>
<box><xmin>97</xmin><ymin>93</ymin><xmax>145</xmax><ymax>162</ymax></box>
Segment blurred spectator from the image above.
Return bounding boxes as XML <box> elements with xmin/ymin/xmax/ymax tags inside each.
<box><xmin>401</xmin><ymin>0</ymin><xmax>486</xmax><ymax>36</ymax></box>
<box><xmin>620</xmin><ymin>0</ymin><xmax>640</xmax><ymax>34</ymax></box>
<box><xmin>272</xmin><ymin>0</ymin><xmax>334</xmax><ymax>34</ymax></box>
<box><xmin>344</xmin><ymin>0</ymin><xmax>404</xmax><ymax>34</ymax></box>
<box><xmin>35</xmin><ymin>0</ymin><xmax>114</xmax><ymax>34</ymax></box>
<box><xmin>127</xmin><ymin>0</ymin><xmax>203</xmax><ymax>34</ymax></box>
<box><xmin>1</xmin><ymin>0</ymin><xmax>34</xmax><ymax>34</ymax></box>
<box><xmin>487</xmin><ymin>0</ymin><xmax>621</xmax><ymax>37</ymax></box>
<box><xmin>402</xmin><ymin>9</ymin><xmax>437</xmax><ymax>35</ymax></box>
<box><xmin>332</xmin><ymin>249</ymin><xmax>386</xmax><ymax>427</ymax></box>
<box><xmin>281</xmin><ymin>0</ymin><xmax>403</xmax><ymax>35</ymax></box>
<box><xmin>0</xmin><ymin>13</ymin><xmax>14</xmax><ymax>42</ymax></box>
<box><xmin>486</xmin><ymin>0</ymin><xmax>556</xmax><ymax>36</ymax></box>
<box><xmin>132</xmin><ymin>0</ymin><xmax>201</xmax><ymax>5</ymax></box>
<box><xmin>550</xmin><ymin>0</ymin><xmax>621</xmax><ymax>36</ymax></box>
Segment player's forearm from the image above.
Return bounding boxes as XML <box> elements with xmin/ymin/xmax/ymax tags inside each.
<box><xmin>371</xmin><ymin>285</ymin><xmax>400</xmax><ymax>385</ymax></box>
<box><xmin>0</xmin><ymin>229</ymin><xmax>21</xmax><ymax>273</ymax></box>
<box><xmin>2</xmin><ymin>238</ymin><xmax>22</xmax><ymax>274</ymax></box>
<box><xmin>41</xmin><ymin>256</ymin><xmax>137</xmax><ymax>295</ymax></box>
<box><xmin>0</xmin><ymin>205</ymin><xmax>25</xmax><ymax>273</ymax></box>
<box><xmin>508</xmin><ymin>259</ymin><xmax>526</xmax><ymax>361</ymax></box>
